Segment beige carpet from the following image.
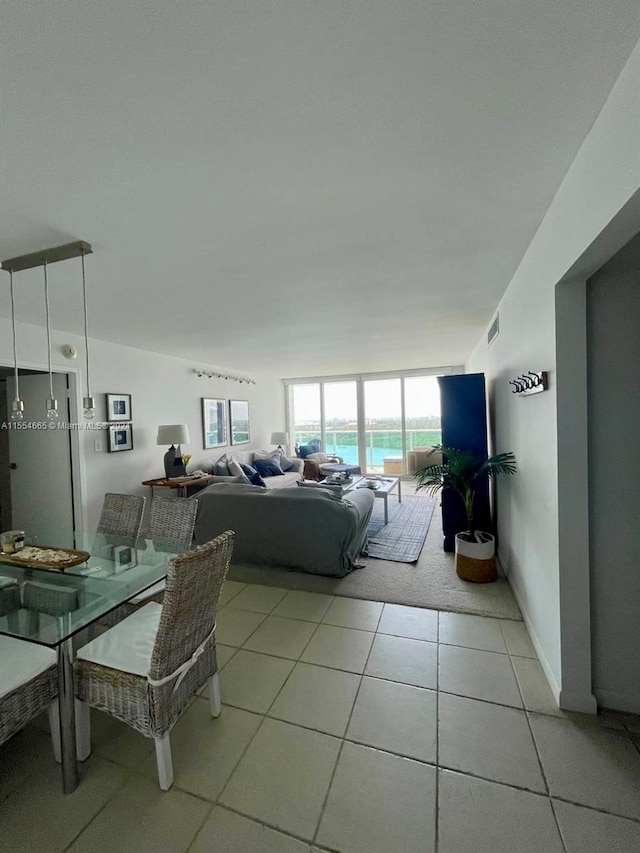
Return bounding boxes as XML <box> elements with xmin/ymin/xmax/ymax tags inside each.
<box><xmin>228</xmin><ymin>490</ymin><xmax>523</xmax><ymax>621</ymax></box>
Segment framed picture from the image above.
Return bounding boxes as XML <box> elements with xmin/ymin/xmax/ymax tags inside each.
<box><xmin>229</xmin><ymin>399</ymin><xmax>250</xmax><ymax>445</ymax></box>
<box><xmin>202</xmin><ymin>398</ymin><xmax>228</xmax><ymax>449</ymax></box>
<box><xmin>106</xmin><ymin>393</ymin><xmax>132</xmax><ymax>422</ymax></box>
<box><xmin>108</xmin><ymin>423</ymin><xmax>133</xmax><ymax>452</ymax></box>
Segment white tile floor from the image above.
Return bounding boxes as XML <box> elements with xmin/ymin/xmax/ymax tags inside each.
<box><xmin>2</xmin><ymin>585</ymin><xmax>640</xmax><ymax>852</ymax></box>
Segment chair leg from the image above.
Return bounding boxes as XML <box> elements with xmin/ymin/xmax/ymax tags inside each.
<box><xmin>154</xmin><ymin>733</ymin><xmax>174</xmax><ymax>790</ymax></box>
<box><xmin>208</xmin><ymin>672</ymin><xmax>221</xmax><ymax>718</ymax></box>
<box><xmin>49</xmin><ymin>699</ymin><xmax>92</xmax><ymax>763</ymax></box>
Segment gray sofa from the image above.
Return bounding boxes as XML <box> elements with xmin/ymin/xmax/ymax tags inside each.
<box><xmin>203</xmin><ymin>449</ymin><xmax>303</xmax><ymax>490</ymax></box>
<box><xmin>192</xmin><ymin>483</ymin><xmax>375</xmax><ymax>577</ymax></box>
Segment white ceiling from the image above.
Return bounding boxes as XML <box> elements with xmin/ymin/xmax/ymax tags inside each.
<box><xmin>1</xmin><ymin>2</ymin><xmax>638</xmax><ymax>378</ymax></box>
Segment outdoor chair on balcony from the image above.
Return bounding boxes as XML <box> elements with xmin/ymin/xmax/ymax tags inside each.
<box><xmin>74</xmin><ymin>531</ymin><xmax>235</xmax><ymax>790</ymax></box>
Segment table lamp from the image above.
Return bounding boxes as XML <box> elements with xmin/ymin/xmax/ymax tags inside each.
<box><xmin>270</xmin><ymin>431</ymin><xmax>289</xmax><ymax>452</ymax></box>
<box><xmin>157</xmin><ymin>424</ymin><xmax>191</xmax><ymax>478</ymax></box>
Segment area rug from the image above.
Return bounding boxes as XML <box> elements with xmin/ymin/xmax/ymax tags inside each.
<box><xmin>364</xmin><ymin>494</ymin><xmax>436</xmax><ymax>562</ymax></box>
<box><xmin>228</xmin><ymin>491</ymin><xmax>522</xmax><ymax>620</ymax></box>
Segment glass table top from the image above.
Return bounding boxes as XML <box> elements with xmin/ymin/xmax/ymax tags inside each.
<box><xmin>0</xmin><ymin>533</ymin><xmax>178</xmax><ymax>647</ymax></box>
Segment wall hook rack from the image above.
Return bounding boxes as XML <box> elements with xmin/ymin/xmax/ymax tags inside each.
<box><xmin>509</xmin><ymin>371</ymin><xmax>548</xmax><ymax>396</ymax></box>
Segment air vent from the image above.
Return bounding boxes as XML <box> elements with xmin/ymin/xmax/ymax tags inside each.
<box><xmin>488</xmin><ymin>313</ymin><xmax>499</xmax><ymax>346</ymax></box>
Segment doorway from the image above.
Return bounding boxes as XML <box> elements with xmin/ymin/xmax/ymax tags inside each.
<box><xmin>0</xmin><ymin>368</ymin><xmax>76</xmax><ymax>547</ymax></box>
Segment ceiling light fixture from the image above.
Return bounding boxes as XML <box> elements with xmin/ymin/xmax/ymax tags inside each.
<box><xmin>192</xmin><ymin>368</ymin><xmax>255</xmax><ymax>384</ymax></box>
<box><xmin>80</xmin><ymin>249</ymin><xmax>95</xmax><ymax>420</ymax></box>
<box><xmin>7</xmin><ymin>269</ymin><xmax>24</xmax><ymax>421</ymax></box>
<box><xmin>1</xmin><ymin>241</ymin><xmax>93</xmax><ymax>421</ymax></box>
<box><xmin>42</xmin><ymin>259</ymin><xmax>59</xmax><ymax>421</ymax></box>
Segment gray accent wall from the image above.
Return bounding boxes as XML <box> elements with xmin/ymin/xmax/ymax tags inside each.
<box><xmin>587</xmin><ymin>231</ymin><xmax>640</xmax><ymax>712</ymax></box>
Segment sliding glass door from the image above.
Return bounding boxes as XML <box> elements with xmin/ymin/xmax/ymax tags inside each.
<box><xmin>363</xmin><ymin>378</ymin><xmax>403</xmax><ymax>474</ymax></box>
<box><xmin>323</xmin><ymin>381</ymin><xmax>358</xmax><ymax>466</ymax></box>
<box><xmin>287</xmin><ymin>373</ymin><xmax>442</xmax><ymax>475</ymax></box>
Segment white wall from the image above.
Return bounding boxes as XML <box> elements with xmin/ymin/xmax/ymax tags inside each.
<box><xmin>0</xmin><ymin>317</ymin><xmax>285</xmax><ymax>532</ymax></box>
<box><xmin>587</xmin><ymin>231</ymin><xmax>640</xmax><ymax>712</ymax></box>
<box><xmin>466</xmin><ymin>40</ymin><xmax>640</xmax><ymax>709</ymax></box>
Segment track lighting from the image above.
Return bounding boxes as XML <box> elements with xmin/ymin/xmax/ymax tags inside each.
<box><xmin>191</xmin><ymin>367</ymin><xmax>255</xmax><ymax>384</ymax></box>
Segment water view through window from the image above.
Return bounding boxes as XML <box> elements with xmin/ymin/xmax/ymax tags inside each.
<box><xmin>290</xmin><ymin>375</ymin><xmax>441</xmax><ymax>474</ymax></box>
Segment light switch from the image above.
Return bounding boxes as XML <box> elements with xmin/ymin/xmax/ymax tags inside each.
<box><xmin>94</xmin><ymin>439</ymin><xmax>103</xmax><ymax>452</ymax></box>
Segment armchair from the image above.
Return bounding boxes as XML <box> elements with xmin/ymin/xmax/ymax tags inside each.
<box><xmin>303</xmin><ymin>451</ymin><xmax>344</xmax><ymax>481</ymax></box>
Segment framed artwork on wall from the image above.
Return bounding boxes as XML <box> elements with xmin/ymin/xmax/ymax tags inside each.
<box><xmin>202</xmin><ymin>398</ymin><xmax>228</xmax><ymax>449</ymax></box>
<box><xmin>106</xmin><ymin>393</ymin><xmax>132</xmax><ymax>422</ymax></box>
<box><xmin>229</xmin><ymin>399</ymin><xmax>250</xmax><ymax>445</ymax></box>
<box><xmin>108</xmin><ymin>423</ymin><xmax>133</xmax><ymax>452</ymax></box>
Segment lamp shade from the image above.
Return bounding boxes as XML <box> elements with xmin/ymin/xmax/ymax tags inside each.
<box><xmin>156</xmin><ymin>424</ymin><xmax>190</xmax><ymax>446</ymax></box>
<box><xmin>270</xmin><ymin>431</ymin><xmax>289</xmax><ymax>446</ymax></box>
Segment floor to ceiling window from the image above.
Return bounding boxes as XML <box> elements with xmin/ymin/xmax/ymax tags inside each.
<box><xmin>323</xmin><ymin>381</ymin><xmax>359</xmax><ymax>466</ymax></box>
<box><xmin>286</xmin><ymin>371</ymin><xmax>444</xmax><ymax>475</ymax></box>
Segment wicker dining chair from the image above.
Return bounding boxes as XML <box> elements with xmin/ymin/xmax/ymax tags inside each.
<box><xmin>100</xmin><ymin>496</ymin><xmax>199</xmax><ymax>627</ymax></box>
<box><xmin>149</xmin><ymin>495</ymin><xmax>198</xmax><ymax>554</ymax></box>
<box><xmin>74</xmin><ymin>530</ymin><xmax>235</xmax><ymax>790</ymax></box>
<box><xmin>92</xmin><ymin>492</ymin><xmax>146</xmax><ymax>558</ymax></box>
<box><xmin>0</xmin><ymin>635</ymin><xmax>58</xmax><ymax>751</ymax></box>
<box><xmin>16</xmin><ymin>581</ymin><xmax>91</xmax><ymax>762</ymax></box>
<box><xmin>1</xmin><ymin>581</ymin><xmax>90</xmax><ymax>763</ymax></box>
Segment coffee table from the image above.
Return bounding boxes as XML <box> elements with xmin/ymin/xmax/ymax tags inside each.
<box><xmin>344</xmin><ymin>476</ymin><xmax>401</xmax><ymax>525</ymax></box>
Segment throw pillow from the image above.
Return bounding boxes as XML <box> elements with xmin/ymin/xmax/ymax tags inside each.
<box><xmin>269</xmin><ymin>448</ymin><xmax>294</xmax><ymax>472</ymax></box>
<box><xmin>227</xmin><ymin>455</ymin><xmax>244</xmax><ymax>477</ymax></box>
<box><xmin>213</xmin><ymin>453</ymin><xmax>231</xmax><ymax>476</ymax></box>
<box><xmin>239</xmin><ymin>462</ymin><xmax>267</xmax><ymax>487</ymax></box>
<box><xmin>253</xmin><ymin>458</ymin><xmax>284</xmax><ymax>478</ymax></box>
<box><xmin>299</xmin><ymin>439</ymin><xmax>321</xmax><ymax>458</ymax></box>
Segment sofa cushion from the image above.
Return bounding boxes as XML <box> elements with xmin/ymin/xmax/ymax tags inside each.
<box><xmin>273</xmin><ymin>449</ymin><xmax>294</xmax><ymax>472</ymax></box>
<box><xmin>253</xmin><ymin>458</ymin><xmax>284</xmax><ymax>478</ymax></box>
<box><xmin>210</xmin><ymin>474</ymin><xmax>251</xmax><ymax>485</ymax></box>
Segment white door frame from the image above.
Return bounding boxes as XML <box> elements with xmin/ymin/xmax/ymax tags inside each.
<box><xmin>554</xmin><ymin>188</ymin><xmax>640</xmax><ymax>712</ymax></box>
<box><xmin>1</xmin><ymin>358</ymin><xmax>86</xmax><ymax>534</ymax></box>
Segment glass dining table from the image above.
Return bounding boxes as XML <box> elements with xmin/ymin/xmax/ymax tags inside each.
<box><xmin>0</xmin><ymin>533</ymin><xmax>180</xmax><ymax>794</ymax></box>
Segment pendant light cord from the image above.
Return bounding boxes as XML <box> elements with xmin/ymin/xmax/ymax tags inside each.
<box><xmin>9</xmin><ymin>269</ymin><xmax>20</xmax><ymax>401</ymax></box>
<box><xmin>43</xmin><ymin>260</ymin><xmax>55</xmax><ymax>399</ymax></box>
<box><xmin>81</xmin><ymin>251</ymin><xmax>91</xmax><ymax>398</ymax></box>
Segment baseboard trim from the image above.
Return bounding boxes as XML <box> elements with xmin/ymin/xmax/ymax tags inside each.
<box><xmin>496</xmin><ymin>549</ymin><xmax>596</xmax><ymax>714</ymax></box>
<box><xmin>594</xmin><ymin>687</ymin><xmax>640</xmax><ymax>715</ymax></box>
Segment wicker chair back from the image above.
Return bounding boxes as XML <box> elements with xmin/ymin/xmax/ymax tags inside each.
<box><xmin>96</xmin><ymin>493</ymin><xmax>146</xmax><ymax>544</ymax></box>
<box><xmin>149</xmin><ymin>496</ymin><xmax>198</xmax><ymax>553</ymax></box>
<box><xmin>148</xmin><ymin>530</ymin><xmax>234</xmax><ymax>684</ymax></box>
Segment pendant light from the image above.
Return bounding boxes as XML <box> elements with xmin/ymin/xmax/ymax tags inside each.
<box><xmin>80</xmin><ymin>249</ymin><xmax>94</xmax><ymax>420</ymax></box>
<box><xmin>43</xmin><ymin>259</ymin><xmax>59</xmax><ymax>421</ymax></box>
<box><xmin>8</xmin><ymin>269</ymin><xmax>24</xmax><ymax>420</ymax></box>
<box><xmin>1</xmin><ymin>241</ymin><xmax>94</xmax><ymax>422</ymax></box>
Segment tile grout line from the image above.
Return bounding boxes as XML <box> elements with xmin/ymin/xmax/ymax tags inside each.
<box><xmin>309</xmin><ymin>605</ymin><xmax>384</xmax><ymax>849</ymax></box>
<box><xmin>501</xmin><ymin>621</ymin><xmax>568</xmax><ymax>853</ymax></box>
<box><xmin>435</xmin><ymin>613</ymin><xmax>441</xmax><ymax>853</ymax></box>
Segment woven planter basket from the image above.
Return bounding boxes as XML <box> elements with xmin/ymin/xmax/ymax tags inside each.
<box><xmin>454</xmin><ymin>532</ymin><xmax>497</xmax><ymax>583</ymax></box>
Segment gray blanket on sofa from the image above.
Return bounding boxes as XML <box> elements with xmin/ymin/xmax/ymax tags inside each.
<box><xmin>192</xmin><ymin>483</ymin><xmax>375</xmax><ymax>578</ymax></box>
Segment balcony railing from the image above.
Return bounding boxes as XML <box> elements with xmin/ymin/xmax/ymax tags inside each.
<box><xmin>294</xmin><ymin>428</ymin><xmax>442</xmax><ymax>474</ymax></box>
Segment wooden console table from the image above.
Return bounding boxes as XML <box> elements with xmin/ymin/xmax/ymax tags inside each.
<box><xmin>141</xmin><ymin>475</ymin><xmax>216</xmax><ymax>498</ymax></box>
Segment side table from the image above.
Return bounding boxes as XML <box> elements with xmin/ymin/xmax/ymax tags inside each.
<box><xmin>141</xmin><ymin>475</ymin><xmax>216</xmax><ymax>498</ymax></box>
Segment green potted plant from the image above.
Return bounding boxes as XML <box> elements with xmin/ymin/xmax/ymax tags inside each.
<box><xmin>414</xmin><ymin>445</ymin><xmax>517</xmax><ymax>582</ymax></box>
